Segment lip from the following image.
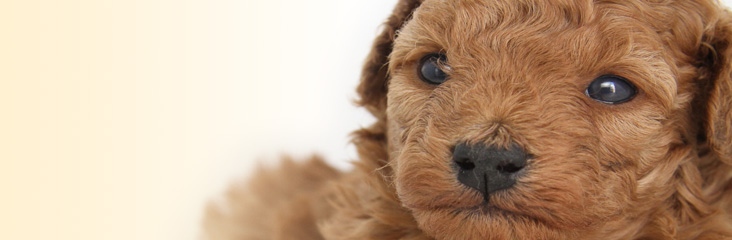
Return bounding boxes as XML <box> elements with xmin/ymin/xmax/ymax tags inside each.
<box><xmin>421</xmin><ymin>191</ymin><xmax>544</xmax><ymax>224</ymax></box>
<box><xmin>423</xmin><ymin>197</ymin><xmax>526</xmax><ymax>218</ymax></box>
<box><xmin>459</xmin><ymin>203</ymin><xmax>526</xmax><ymax>218</ymax></box>
<box><xmin>402</xmin><ymin>168</ymin><xmax>533</xmax><ymax>211</ymax></box>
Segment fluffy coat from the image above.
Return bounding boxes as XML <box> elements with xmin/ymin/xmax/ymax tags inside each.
<box><xmin>204</xmin><ymin>0</ymin><xmax>732</xmax><ymax>239</ymax></box>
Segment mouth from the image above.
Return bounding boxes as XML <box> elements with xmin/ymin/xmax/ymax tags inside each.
<box><xmin>412</xmin><ymin>199</ymin><xmax>561</xmax><ymax>239</ymax></box>
<box><xmin>455</xmin><ymin>198</ymin><xmax>521</xmax><ymax>215</ymax></box>
<box><xmin>421</xmin><ymin>190</ymin><xmax>529</xmax><ymax>219</ymax></box>
<box><xmin>420</xmin><ymin>183</ymin><xmax>546</xmax><ymax>224</ymax></box>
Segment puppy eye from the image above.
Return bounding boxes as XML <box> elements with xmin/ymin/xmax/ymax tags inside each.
<box><xmin>585</xmin><ymin>75</ymin><xmax>637</xmax><ymax>104</ymax></box>
<box><xmin>419</xmin><ymin>53</ymin><xmax>450</xmax><ymax>85</ymax></box>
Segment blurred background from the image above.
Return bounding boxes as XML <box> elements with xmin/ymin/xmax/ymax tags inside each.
<box><xmin>1</xmin><ymin>0</ymin><xmax>395</xmax><ymax>240</ymax></box>
<box><xmin>2</xmin><ymin>1</ymin><xmax>732</xmax><ymax>240</ymax></box>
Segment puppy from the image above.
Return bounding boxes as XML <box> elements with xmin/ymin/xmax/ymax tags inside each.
<box><xmin>203</xmin><ymin>0</ymin><xmax>732</xmax><ymax>239</ymax></box>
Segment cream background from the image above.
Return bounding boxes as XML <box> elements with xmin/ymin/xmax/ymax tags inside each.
<box><xmin>2</xmin><ymin>1</ymin><xmax>731</xmax><ymax>240</ymax></box>
<box><xmin>1</xmin><ymin>1</ymin><xmax>394</xmax><ymax>240</ymax></box>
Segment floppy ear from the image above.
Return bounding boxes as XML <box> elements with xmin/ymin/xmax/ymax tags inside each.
<box><xmin>699</xmin><ymin>10</ymin><xmax>732</xmax><ymax>164</ymax></box>
<box><xmin>357</xmin><ymin>0</ymin><xmax>422</xmax><ymax>119</ymax></box>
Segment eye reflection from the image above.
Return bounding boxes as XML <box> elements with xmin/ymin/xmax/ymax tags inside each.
<box><xmin>600</xmin><ymin>82</ymin><xmax>616</xmax><ymax>94</ymax></box>
<box><xmin>418</xmin><ymin>53</ymin><xmax>449</xmax><ymax>85</ymax></box>
<box><xmin>586</xmin><ymin>75</ymin><xmax>637</xmax><ymax>104</ymax></box>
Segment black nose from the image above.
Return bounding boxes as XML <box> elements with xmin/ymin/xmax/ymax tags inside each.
<box><xmin>453</xmin><ymin>143</ymin><xmax>528</xmax><ymax>198</ymax></box>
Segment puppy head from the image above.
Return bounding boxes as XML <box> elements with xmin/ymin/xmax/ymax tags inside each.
<box><xmin>357</xmin><ymin>0</ymin><xmax>732</xmax><ymax>238</ymax></box>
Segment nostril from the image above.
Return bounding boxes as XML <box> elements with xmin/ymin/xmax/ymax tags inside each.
<box><xmin>456</xmin><ymin>159</ymin><xmax>475</xmax><ymax>170</ymax></box>
<box><xmin>453</xmin><ymin>142</ymin><xmax>529</xmax><ymax>196</ymax></box>
<box><xmin>496</xmin><ymin>162</ymin><xmax>523</xmax><ymax>174</ymax></box>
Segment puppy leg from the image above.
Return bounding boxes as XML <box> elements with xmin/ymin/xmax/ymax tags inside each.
<box><xmin>202</xmin><ymin>156</ymin><xmax>341</xmax><ymax>240</ymax></box>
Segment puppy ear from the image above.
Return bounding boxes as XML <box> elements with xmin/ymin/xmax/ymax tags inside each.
<box><xmin>699</xmin><ymin>11</ymin><xmax>732</xmax><ymax>164</ymax></box>
<box><xmin>357</xmin><ymin>0</ymin><xmax>422</xmax><ymax>118</ymax></box>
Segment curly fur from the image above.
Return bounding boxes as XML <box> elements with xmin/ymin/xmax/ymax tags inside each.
<box><xmin>204</xmin><ymin>1</ymin><xmax>732</xmax><ymax>239</ymax></box>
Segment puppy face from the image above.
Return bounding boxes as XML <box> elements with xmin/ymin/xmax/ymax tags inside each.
<box><xmin>376</xmin><ymin>0</ymin><xmax>726</xmax><ymax>238</ymax></box>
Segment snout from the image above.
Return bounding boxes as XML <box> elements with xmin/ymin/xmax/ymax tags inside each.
<box><xmin>453</xmin><ymin>143</ymin><xmax>529</xmax><ymax>198</ymax></box>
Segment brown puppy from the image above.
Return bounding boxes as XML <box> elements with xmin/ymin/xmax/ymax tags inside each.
<box><xmin>203</xmin><ymin>0</ymin><xmax>732</xmax><ymax>239</ymax></box>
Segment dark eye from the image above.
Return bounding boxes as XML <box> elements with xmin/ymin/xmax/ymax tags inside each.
<box><xmin>419</xmin><ymin>53</ymin><xmax>449</xmax><ymax>85</ymax></box>
<box><xmin>585</xmin><ymin>75</ymin><xmax>637</xmax><ymax>104</ymax></box>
